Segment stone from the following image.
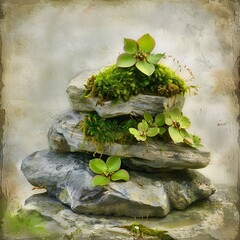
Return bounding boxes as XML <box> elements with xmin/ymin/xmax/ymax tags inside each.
<box><xmin>48</xmin><ymin>111</ymin><xmax>211</xmax><ymax>171</ymax></box>
<box><xmin>66</xmin><ymin>74</ymin><xmax>184</xmax><ymax>118</ymax></box>
<box><xmin>4</xmin><ymin>186</ymin><xmax>238</xmax><ymax>240</ymax></box>
<box><xmin>21</xmin><ymin>150</ymin><xmax>215</xmax><ymax>218</ymax></box>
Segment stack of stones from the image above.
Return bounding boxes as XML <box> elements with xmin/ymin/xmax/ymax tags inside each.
<box><xmin>21</xmin><ymin>73</ymin><xmax>216</xmax><ymax>218</ymax></box>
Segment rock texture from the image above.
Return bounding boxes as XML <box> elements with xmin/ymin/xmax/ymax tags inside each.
<box><xmin>66</xmin><ymin>74</ymin><xmax>184</xmax><ymax>118</ymax></box>
<box><xmin>21</xmin><ymin>150</ymin><xmax>215</xmax><ymax>218</ymax></box>
<box><xmin>48</xmin><ymin>111</ymin><xmax>211</xmax><ymax>171</ymax></box>
<box><xmin>4</xmin><ymin>186</ymin><xmax>238</xmax><ymax>240</ymax></box>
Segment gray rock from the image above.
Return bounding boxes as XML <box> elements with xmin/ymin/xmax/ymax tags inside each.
<box><xmin>4</xmin><ymin>186</ymin><xmax>238</xmax><ymax>240</ymax></box>
<box><xmin>48</xmin><ymin>111</ymin><xmax>211</xmax><ymax>171</ymax></box>
<box><xmin>67</xmin><ymin>74</ymin><xmax>184</xmax><ymax>118</ymax></box>
<box><xmin>21</xmin><ymin>150</ymin><xmax>215</xmax><ymax>218</ymax></box>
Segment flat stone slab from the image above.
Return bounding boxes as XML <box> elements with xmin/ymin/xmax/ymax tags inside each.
<box><xmin>3</xmin><ymin>186</ymin><xmax>239</xmax><ymax>240</ymax></box>
<box><xmin>21</xmin><ymin>150</ymin><xmax>215</xmax><ymax>218</ymax></box>
<box><xmin>48</xmin><ymin>111</ymin><xmax>211</xmax><ymax>171</ymax></box>
<box><xmin>66</xmin><ymin>74</ymin><xmax>184</xmax><ymax>118</ymax></box>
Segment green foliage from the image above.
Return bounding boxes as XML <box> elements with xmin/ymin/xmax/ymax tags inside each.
<box><xmin>80</xmin><ymin>113</ymin><xmax>138</xmax><ymax>150</ymax></box>
<box><xmin>3</xmin><ymin>210</ymin><xmax>49</xmax><ymax>238</ymax></box>
<box><xmin>80</xmin><ymin>110</ymin><xmax>201</xmax><ymax>148</ymax></box>
<box><xmin>129</xmin><ymin>112</ymin><xmax>166</xmax><ymax>142</ymax></box>
<box><xmin>129</xmin><ymin>108</ymin><xmax>202</xmax><ymax>148</ymax></box>
<box><xmin>117</xmin><ymin>33</ymin><xmax>165</xmax><ymax>76</ymax></box>
<box><xmin>164</xmin><ymin>107</ymin><xmax>202</xmax><ymax>148</ymax></box>
<box><xmin>89</xmin><ymin>156</ymin><xmax>129</xmax><ymax>186</ymax></box>
<box><xmin>119</xmin><ymin>222</ymin><xmax>175</xmax><ymax>240</ymax></box>
<box><xmin>83</xmin><ymin>64</ymin><xmax>189</xmax><ymax>102</ymax></box>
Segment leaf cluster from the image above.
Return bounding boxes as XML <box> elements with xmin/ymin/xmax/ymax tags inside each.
<box><xmin>164</xmin><ymin>107</ymin><xmax>202</xmax><ymax>148</ymax></box>
<box><xmin>129</xmin><ymin>108</ymin><xmax>202</xmax><ymax>148</ymax></box>
<box><xmin>129</xmin><ymin>112</ymin><xmax>166</xmax><ymax>142</ymax></box>
<box><xmin>83</xmin><ymin>64</ymin><xmax>189</xmax><ymax>102</ymax></box>
<box><xmin>116</xmin><ymin>33</ymin><xmax>165</xmax><ymax>76</ymax></box>
<box><xmin>89</xmin><ymin>156</ymin><xmax>129</xmax><ymax>186</ymax></box>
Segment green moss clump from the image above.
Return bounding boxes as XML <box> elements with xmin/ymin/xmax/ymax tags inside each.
<box><xmin>120</xmin><ymin>223</ymin><xmax>175</xmax><ymax>240</ymax></box>
<box><xmin>80</xmin><ymin>113</ymin><xmax>138</xmax><ymax>149</ymax></box>
<box><xmin>3</xmin><ymin>210</ymin><xmax>49</xmax><ymax>239</ymax></box>
<box><xmin>83</xmin><ymin>64</ymin><xmax>189</xmax><ymax>102</ymax></box>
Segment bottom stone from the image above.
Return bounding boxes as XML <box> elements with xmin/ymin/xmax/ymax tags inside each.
<box><xmin>21</xmin><ymin>150</ymin><xmax>216</xmax><ymax>218</ymax></box>
<box><xmin>3</xmin><ymin>186</ymin><xmax>239</xmax><ymax>240</ymax></box>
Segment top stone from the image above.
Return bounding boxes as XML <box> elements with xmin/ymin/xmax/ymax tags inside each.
<box><xmin>67</xmin><ymin>74</ymin><xmax>184</xmax><ymax>118</ymax></box>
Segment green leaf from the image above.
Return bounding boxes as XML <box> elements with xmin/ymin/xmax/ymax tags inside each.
<box><xmin>106</xmin><ymin>156</ymin><xmax>121</xmax><ymax>172</ymax></box>
<box><xmin>129</xmin><ymin>128</ymin><xmax>146</xmax><ymax>141</ymax></box>
<box><xmin>124</xmin><ymin>38</ymin><xmax>138</xmax><ymax>54</ymax></box>
<box><xmin>159</xmin><ymin>127</ymin><xmax>166</xmax><ymax>135</ymax></box>
<box><xmin>168</xmin><ymin>126</ymin><xmax>184</xmax><ymax>143</ymax></box>
<box><xmin>147</xmin><ymin>127</ymin><xmax>159</xmax><ymax>137</ymax></box>
<box><xmin>111</xmin><ymin>169</ymin><xmax>129</xmax><ymax>181</ymax></box>
<box><xmin>147</xmin><ymin>53</ymin><xmax>165</xmax><ymax>64</ymax></box>
<box><xmin>136</xmin><ymin>61</ymin><xmax>155</xmax><ymax>76</ymax></box>
<box><xmin>179</xmin><ymin>116</ymin><xmax>191</xmax><ymax>129</ymax></box>
<box><xmin>165</xmin><ymin>118</ymin><xmax>173</xmax><ymax>126</ymax></box>
<box><xmin>155</xmin><ymin>113</ymin><xmax>165</xmax><ymax>127</ymax></box>
<box><xmin>192</xmin><ymin>135</ymin><xmax>202</xmax><ymax>148</ymax></box>
<box><xmin>116</xmin><ymin>53</ymin><xmax>136</xmax><ymax>67</ymax></box>
<box><xmin>92</xmin><ymin>175</ymin><xmax>110</xmax><ymax>186</ymax></box>
<box><xmin>129</xmin><ymin>128</ymin><xmax>140</xmax><ymax>136</ymax></box>
<box><xmin>138</xmin><ymin>120</ymin><xmax>149</xmax><ymax>132</ymax></box>
<box><xmin>144</xmin><ymin>112</ymin><xmax>153</xmax><ymax>124</ymax></box>
<box><xmin>170</xmin><ymin>107</ymin><xmax>182</xmax><ymax>120</ymax></box>
<box><xmin>135</xmin><ymin>135</ymin><xmax>147</xmax><ymax>141</ymax></box>
<box><xmin>180</xmin><ymin>128</ymin><xmax>190</xmax><ymax>138</ymax></box>
<box><xmin>89</xmin><ymin>159</ymin><xmax>107</xmax><ymax>174</ymax></box>
<box><xmin>181</xmin><ymin>132</ymin><xmax>201</xmax><ymax>148</ymax></box>
<box><xmin>137</xmin><ymin>33</ymin><xmax>155</xmax><ymax>53</ymax></box>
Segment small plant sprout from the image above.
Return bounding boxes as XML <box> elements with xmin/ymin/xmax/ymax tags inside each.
<box><xmin>89</xmin><ymin>156</ymin><xmax>129</xmax><ymax>186</ymax></box>
<box><xmin>144</xmin><ymin>112</ymin><xmax>166</xmax><ymax>136</ymax></box>
<box><xmin>129</xmin><ymin>119</ymin><xmax>159</xmax><ymax>142</ymax></box>
<box><xmin>129</xmin><ymin>112</ymin><xmax>167</xmax><ymax>142</ymax></box>
<box><xmin>164</xmin><ymin>107</ymin><xmax>202</xmax><ymax>148</ymax></box>
<box><xmin>117</xmin><ymin>33</ymin><xmax>165</xmax><ymax>76</ymax></box>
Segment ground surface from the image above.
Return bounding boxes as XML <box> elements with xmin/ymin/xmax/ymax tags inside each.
<box><xmin>2</xmin><ymin>185</ymin><xmax>239</xmax><ymax>240</ymax></box>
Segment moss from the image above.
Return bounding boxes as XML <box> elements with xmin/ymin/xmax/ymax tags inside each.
<box><xmin>80</xmin><ymin>113</ymin><xmax>138</xmax><ymax>150</ymax></box>
<box><xmin>119</xmin><ymin>223</ymin><xmax>176</xmax><ymax>239</ymax></box>
<box><xmin>3</xmin><ymin>209</ymin><xmax>51</xmax><ymax>239</ymax></box>
<box><xmin>83</xmin><ymin>64</ymin><xmax>190</xmax><ymax>102</ymax></box>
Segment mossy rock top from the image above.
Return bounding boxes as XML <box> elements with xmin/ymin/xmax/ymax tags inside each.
<box><xmin>67</xmin><ymin>64</ymin><xmax>186</xmax><ymax>118</ymax></box>
<box><xmin>83</xmin><ymin>64</ymin><xmax>189</xmax><ymax>101</ymax></box>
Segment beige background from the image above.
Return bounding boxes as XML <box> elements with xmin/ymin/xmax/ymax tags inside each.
<box><xmin>1</xmin><ymin>0</ymin><xmax>239</xmax><ymax>211</ymax></box>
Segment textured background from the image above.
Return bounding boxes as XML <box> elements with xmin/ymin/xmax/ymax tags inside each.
<box><xmin>1</xmin><ymin>0</ymin><xmax>239</xmax><ymax>211</ymax></box>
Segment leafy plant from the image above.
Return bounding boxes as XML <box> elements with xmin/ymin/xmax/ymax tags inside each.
<box><xmin>129</xmin><ymin>120</ymin><xmax>159</xmax><ymax>142</ymax></box>
<box><xmin>116</xmin><ymin>33</ymin><xmax>165</xmax><ymax>76</ymax></box>
<box><xmin>89</xmin><ymin>156</ymin><xmax>129</xmax><ymax>186</ymax></box>
<box><xmin>129</xmin><ymin>112</ymin><xmax>166</xmax><ymax>141</ymax></box>
<box><xmin>144</xmin><ymin>112</ymin><xmax>166</xmax><ymax>135</ymax></box>
<box><xmin>164</xmin><ymin>107</ymin><xmax>191</xmax><ymax>143</ymax></box>
<box><xmin>129</xmin><ymin>108</ymin><xmax>202</xmax><ymax>148</ymax></box>
<box><xmin>162</xmin><ymin>107</ymin><xmax>202</xmax><ymax>148</ymax></box>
